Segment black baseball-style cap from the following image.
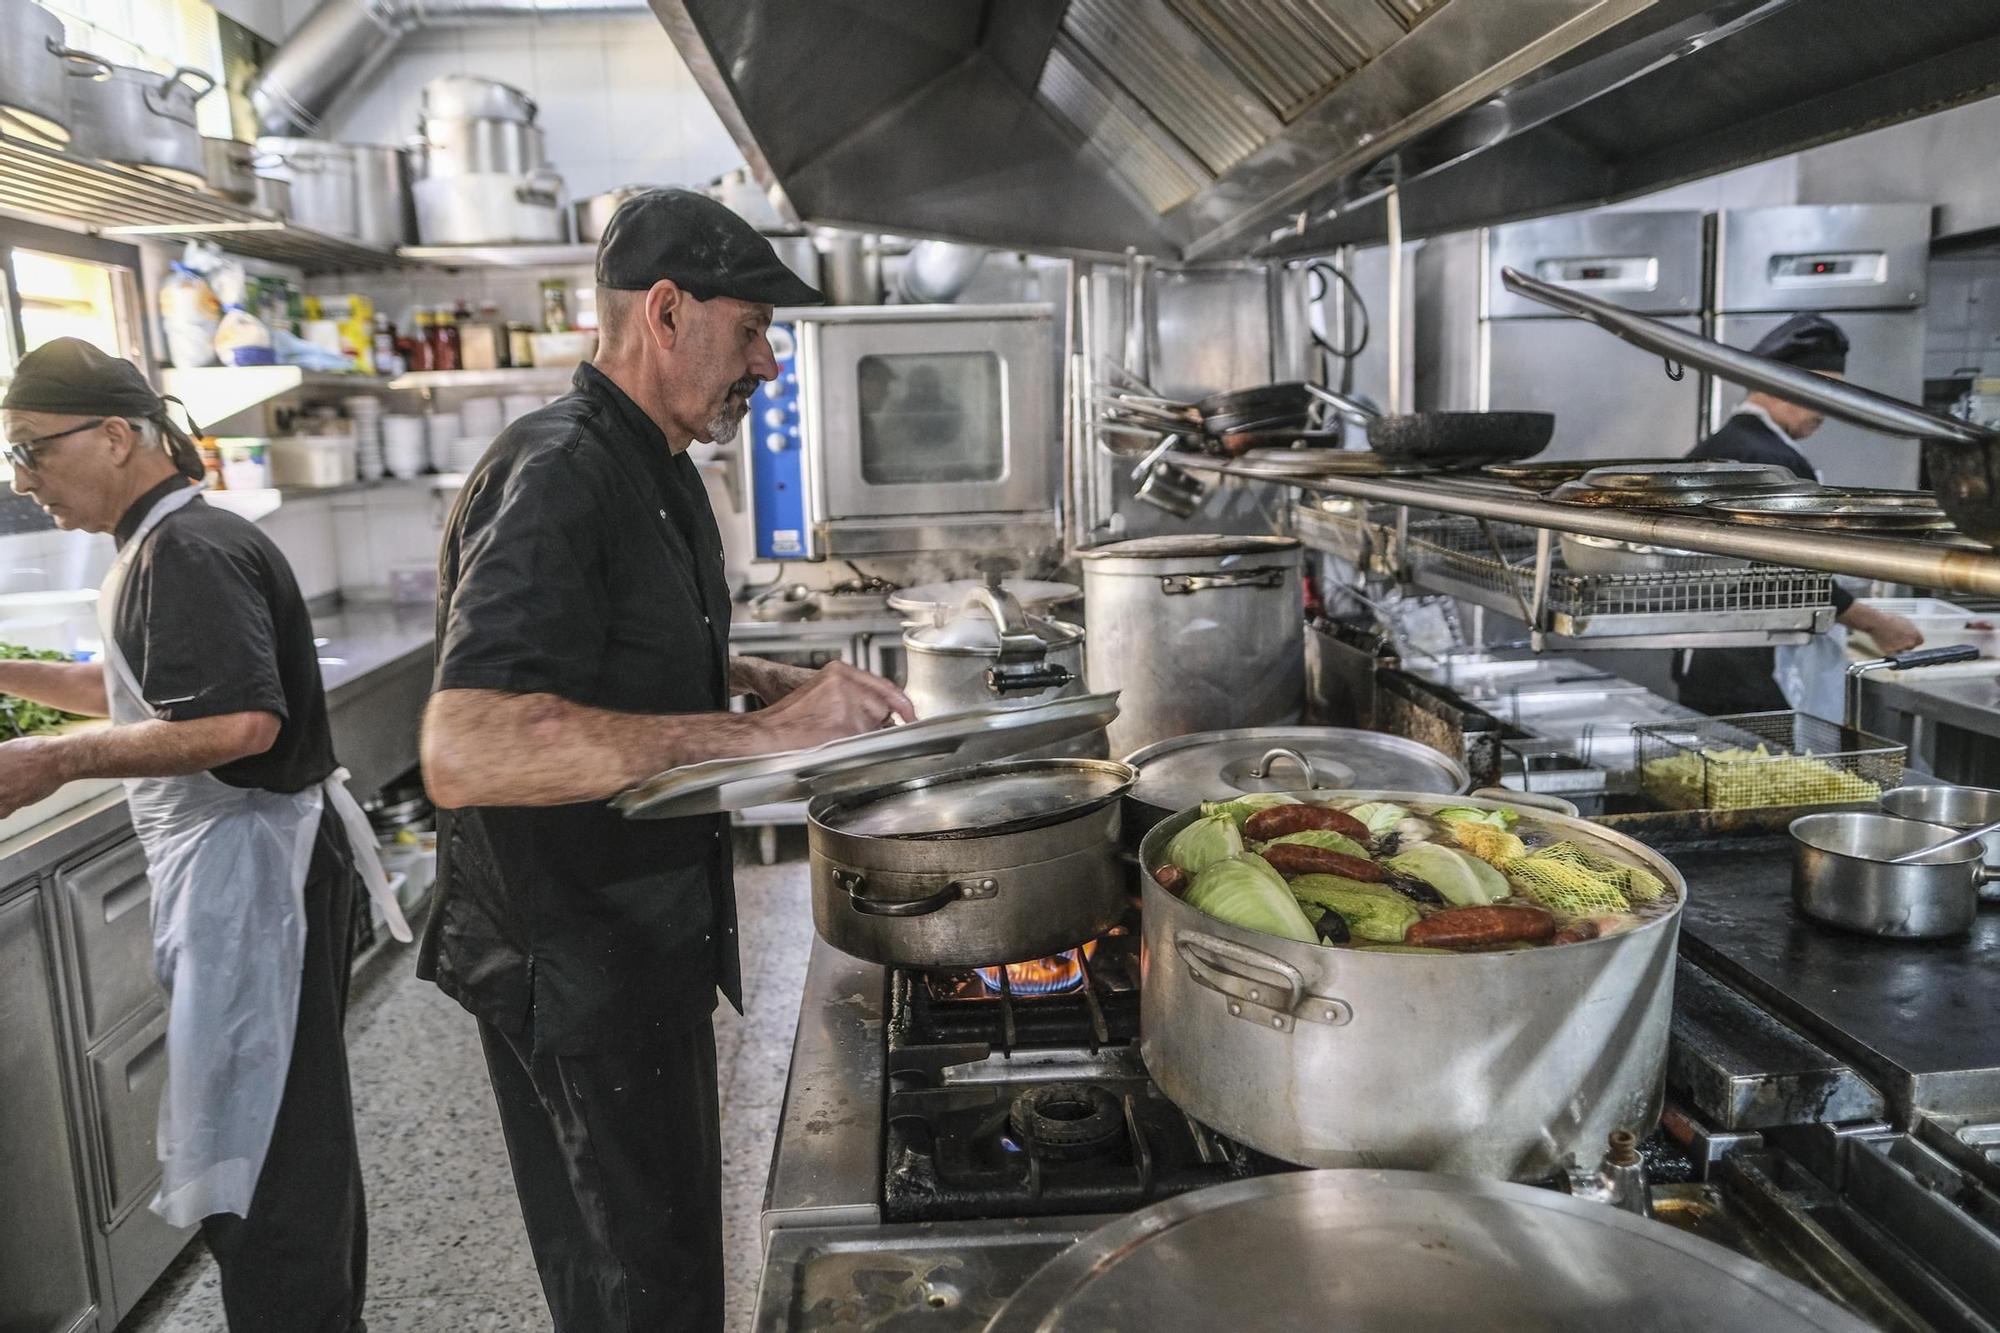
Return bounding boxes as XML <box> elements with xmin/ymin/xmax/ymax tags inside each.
<box><xmin>1751</xmin><ymin>313</ymin><xmax>1849</xmax><ymax>373</ymax></box>
<box><xmin>595</xmin><ymin>187</ymin><xmax>824</xmax><ymax>306</ymax></box>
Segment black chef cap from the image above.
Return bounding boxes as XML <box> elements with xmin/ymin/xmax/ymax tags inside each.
<box><xmin>1750</xmin><ymin>313</ymin><xmax>1849</xmax><ymax>374</ymax></box>
<box><xmin>596</xmin><ymin>187</ymin><xmax>824</xmax><ymax>306</ymax></box>
<box><xmin>2</xmin><ymin>337</ymin><xmax>205</xmax><ymax>481</ymax></box>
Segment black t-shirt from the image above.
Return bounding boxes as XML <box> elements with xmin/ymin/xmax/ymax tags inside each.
<box><xmin>111</xmin><ymin>479</ymin><xmax>337</xmax><ymax>792</ymax></box>
<box><xmin>416</xmin><ymin>363</ymin><xmax>740</xmax><ymax>1057</ymax></box>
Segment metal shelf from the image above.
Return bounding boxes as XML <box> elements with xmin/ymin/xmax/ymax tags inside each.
<box><xmin>0</xmin><ymin>137</ymin><xmax>406</xmax><ymax>274</ymax></box>
<box><xmin>396</xmin><ymin>243</ymin><xmax>596</xmax><ymax>268</ymax></box>
<box><xmin>386</xmin><ymin>367</ymin><xmax>578</xmax><ymax>391</ymax></box>
<box><xmin>161</xmin><ymin>367</ymin><xmax>402</xmax><ymax>425</ymax></box>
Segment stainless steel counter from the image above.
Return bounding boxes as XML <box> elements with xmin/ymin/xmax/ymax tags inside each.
<box><xmin>313</xmin><ymin>603</ymin><xmax>435</xmax><ymax>703</ymax></box>
<box><xmin>312</xmin><ymin>603</ymin><xmax>436</xmax><ymax>802</ymax></box>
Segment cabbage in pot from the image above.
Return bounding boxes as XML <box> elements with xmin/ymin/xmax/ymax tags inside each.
<box><xmin>1165</xmin><ymin>813</ymin><xmax>1245</xmax><ymax>876</ymax></box>
<box><xmin>1384</xmin><ymin>842</ymin><xmax>1509</xmax><ymax>906</ymax></box>
<box><xmin>1256</xmin><ymin>828</ymin><xmax>1371</xmax><ymax>860</ymax></box>
<box><xmin>1200</xmin><ymin>792</ymin><xmax>1301</xmax><ymax>829</ymax></box>
<box><xmin>1344</xmin><ymin>801</ymin><xmax>1408</xmax><ymax>837</ymax></box>
<box><xmin>1287</xmin><ymin>874</ymin><xmax>1419</xmax><ymax>943</ymax></box>
<box><xmin>1183</xmin><ymin>853</ymin><xmax>1317</xmax><ymax>944</ymax></box>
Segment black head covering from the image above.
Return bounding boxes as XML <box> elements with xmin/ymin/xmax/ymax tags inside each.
<box><xmin>2</xmin><ymin>337</ymin><xmax>205</xmax><ymax>480</ymax></box>
<box><xmin>596</xmin><ymin>187</ymin><xmax>824</xmax><ymax>305</ymax></box>
<box><xmin>1750</xmin><ymin>314</ymin><xmax>1849</xmax><ymax>374</ymax></box>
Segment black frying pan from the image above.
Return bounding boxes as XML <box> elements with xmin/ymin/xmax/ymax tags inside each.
<box><xmin>1306</xmin><ymin>384</ymin><xmax>1553</xmax><ymax>464</ymax></box>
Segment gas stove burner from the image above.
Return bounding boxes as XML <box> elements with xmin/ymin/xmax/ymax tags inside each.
<box><xmin>976</xmin><ymin>946</ymin><xmax>1092</xmax><ymax>998</ymax></box>
<box><xmin>1008</xmin><ymin>1083</ymin><xmax>1125</xmax><ymax>1159</ymax></box>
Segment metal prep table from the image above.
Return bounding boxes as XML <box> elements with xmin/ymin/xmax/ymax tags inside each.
<box><xmin>1857</xmin><ymin>666</ymin><xmax>2000</xmax><ymax>790</ymax></box>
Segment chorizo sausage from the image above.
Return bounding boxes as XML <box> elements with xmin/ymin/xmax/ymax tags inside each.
<box><xmin>1260</xmin><ymin>843</ymin><xmax>1385</xmax><ymax>882</ymax></box>
<box><xmin>1553</xmin><ymin>920</ymin><xmax>1601</xmax><ymax>946</ymax></box>
<box><xmin>1154</xmin><ymin>864</ymin><xmax>1187</xmax><ymax>892</ymax></box>
<box><xmin>1244</xmin><ymin>804</ymin><xmax>1372</xmax><ymax>844</ymax></box>
<box><xmin>1405</xmin><ymin>904</ymin><xmax>1557</xmax><ymax>950</ymax></box>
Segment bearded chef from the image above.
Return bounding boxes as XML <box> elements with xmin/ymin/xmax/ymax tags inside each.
<box><xmin>0</xmin><ymin>338</ymin><xmax>406</xmax><ymax>1333</ymax></box>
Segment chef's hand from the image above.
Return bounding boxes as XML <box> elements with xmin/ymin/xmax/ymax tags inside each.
<box><xmin>1839</xmin><ymin>603</ymin><xmax>1924</xmax><ymax>655</ymax></box>
<box><xmin>728</xmin><ymin>655</ymin><xmax>819</xmax><ymax>705</ymax></box>
<box><xmin>0</xmin><ymin>736</ymin><xmax>68</xmax><ymax>817</ymax></box>
<box><xmin>759</xmin><ymin>661</ymin><xmax>915</xmax><ymax>749</ymax></box>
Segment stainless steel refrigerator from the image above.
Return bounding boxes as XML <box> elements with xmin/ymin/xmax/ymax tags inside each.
<box><xmin>1414</xmin><ymin>210</ymin><xmax>1708</xmax><ymax>462</ymax></box>
<box><xmin>1707</xmin><ymin>204</ymin><xmax>1931</xmax><ymax>490</ymax></box>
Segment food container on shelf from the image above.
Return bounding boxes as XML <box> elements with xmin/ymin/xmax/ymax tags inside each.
<box><xmin>269</xmin><ymin>434</ymin><xmax>357</xmax><ymax>488</ymax></box>
<box><xmin>214</xmin><ymin>437</ymin><xmax>269</xmax><ymax>490</ymax></box>
<box><xmin>528</xmin><ymin>331</ymin><xmax>595</xmax><ymax>368</ymax></box>
<box><xmin>424</xmin><ymin>411</ymin><xmax>460</xmax><ymax>472</ymax></box>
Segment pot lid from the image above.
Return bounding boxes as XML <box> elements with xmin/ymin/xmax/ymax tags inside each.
<box><xmin>1080</xmin><ymin>533</ymin><xmax>1300</xmax><ymax>560</ymax></box>
<box><xmin>811</xmin><ymin>758</ymin><xmax>1134</xmax><ymax>840</ymax></box>
<box><xmin>889</xmin><ymin>578</ymin><xmax>1081</xmax><ymax>619</ymax></box>
<box><xmin>985</xmin><ymin>1171</ymin><xmax>1874</xmax><ymax>1333</ymax></box>
<box><xmin>1125</xmin><ymin>727</ymin><xmax>1467</xmax><ymax>811</ymax></box>
<box><xmin>905</xmin><ymin>610</ymin><xmax>1082</xmax><ymax>655</ymax></box>
<box><xmin>613</xmin><ymin>691</ymin><xmax>1119</xmax><ymax>819</ymax></box>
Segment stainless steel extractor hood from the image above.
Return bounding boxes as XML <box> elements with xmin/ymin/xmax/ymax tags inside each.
<box><xmin>650</xmin><ymin>0</ymin><xmax>2000</xmax><ymax>259</ymax></box>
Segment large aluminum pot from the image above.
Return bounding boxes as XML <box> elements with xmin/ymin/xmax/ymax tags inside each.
<box><xmin>0</xmin><ymin>0</ymin><xmax>98</xmax><ymax>146</ymax></box>
<box><xmin>66</xmin><ymin>60</ymin><xmax>214</xmax><ymax>187</ymax></box>
<box><xmin>574</xmin><ymin>184</ymin><xmax>652</xmax><ymax>243</ymax></box>
<box><xmin>422</xmin><ymin>74</ymin><xmax>536</xmax><ymax>123</ymax></box>
<box><xmin>413</xmin><ymin>116</ymin><xmax>545</xmax><ymax>179</ymax></box>
<box><xmin>1081</xmin><ymin>534</ymin><xmax>1305</xmax><ymax>757</ymax></box>
<box><xmin>255</xmin><ymin>137</ymin><xmax>356</xmax><ymax>237</ymax></box>
<box><xmin>413</xmin><ymin>170</ymin><xmax>566</xmax><ymax>245</ymax></box>
<box><xmin>199</xmin><ymin>135</ymin><xmax>256</xmax><ymax>202</ymax></box>
<box><xmin>1138</xmin><ymin>790</ymin><xmax>1682</xmax><ymax>1179</ymax></box>
<box><xmin>808</xmin><ymin>759</ymin><xmax>1133</xmax><ymax>968</ymax></box>
<box><xmin>348</xmin><ymin>143</ymin><xmax>411</xmax><ymax>249</ymax></box>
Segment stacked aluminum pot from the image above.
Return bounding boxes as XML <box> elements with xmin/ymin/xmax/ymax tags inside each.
<box><xmin>1137</xmin><ymin>790</ymin><xmax>1683</xmax><ymax>1180</ymax></box>
<box><xmin>0</xmin><ymin>0</ymin><xmax>96</xmax><ymax>146</ymax></box>
<box><xmin>410</xmin><ymin>75</ymin><xmax>565</xmax><ymax>245</ymax></box>
<box><xmin>65</xmin><ymin>61</ymin><xmax>214</xmax><ymax>186</ymax></box>
<box><xmin>1080</xmin><ymin>534</ymin><xmax>1306</xmax><ymax>757</ymax></box>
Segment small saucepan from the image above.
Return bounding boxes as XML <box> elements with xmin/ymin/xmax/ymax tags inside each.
<box><xmin>1790</xmin><ymin>811</ymin><xmax>2000</xmax><ymax>939</ymax></box>
<box><xmin>1879</xmin><ymin>785</ymin><xmax>2000</xmax><ymax>865</ymax></box>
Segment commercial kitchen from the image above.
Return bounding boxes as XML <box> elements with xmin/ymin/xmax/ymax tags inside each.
<box><xmin>8</xmin><ymin>1</ymin><xmax>2000</xmax><ymax>1330</ymax></box>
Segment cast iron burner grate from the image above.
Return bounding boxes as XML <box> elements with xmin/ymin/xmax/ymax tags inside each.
<box><xmin>889</xmin><ymin>928</ymin><xmax>1142</xmax><ymax>1058</ymax></box>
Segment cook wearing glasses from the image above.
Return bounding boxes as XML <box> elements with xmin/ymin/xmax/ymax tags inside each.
<box><xmin>0</xmin><ymin>337</ymin><xmax>405</xmax><ymax>1333</ymax></box>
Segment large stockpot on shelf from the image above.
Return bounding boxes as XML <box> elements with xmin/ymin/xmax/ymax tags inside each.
<box><xmin>66</xmin><ymin>60</ymin><xmax>214</xmax><ymax>187</ymax></box>
<box><xmin>1080</xmin><ymin>534</ymin><xmax>1305</xmax><ymax>757</ymax></box>
<box><xmin>1137</xmin><ymin>790</ymin><xmax>1682</xmax><ymax>1179</ymax></box>
<box><xmin>1</xmin><ymin>0</ymin><xmax>94</xmax><ymax>146</ymax></box>
<box><xmin>807</xmin><ymin>759</ymin><xmax>1133</xmax><ymax>968</ymax></box>
<box><xmin>902</xmin><ymin>582</ymin><xmax>1101</xmax><ymax>759</ymax></box>
<box><xmin>347</xmin><ymin>143</ymin><xmax>411</xmax><ymax>249</ymax></box>
<box><xmin>254</xmin><ymin>137</ymin><xmax>357</xmax><ymax>237</ymax></box>
<box><xmin>413</xmin><ymin>169</ymin><xmax>566</xmax><ymax>246</ymax></box>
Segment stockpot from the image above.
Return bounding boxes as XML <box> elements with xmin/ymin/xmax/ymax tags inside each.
<box><xmin>199</xmin><ymin>135</ymin><xmax>257</xmax><ymax>202</ymax></box>
<box><xmin>807</xmin><ymin>759</ymin><xmax>1133</xmax><ymax>968</ymax></box>
<box><xmin>574</xmin><ymin>184</ymin><xmax>651</xmax><ymax>243</ymax></box>
<box><xmin>1791</xmin><ymin>810</ymin><xmax>2000</xmax><ymax>939</ymax></box>
<box><xmin>348</xmin><ymin>143</ymin><xmax>412</xmax><ymax>249</ymax></box>
<box><xmin>902</xmin><ymin>582</ymin><xmax>1100</xmax><ymax>759</ymax></box>
<box><xmin>413</xmin><ymin>170</ymin><xmax>566</xmax><ymax>246</ymax></box>
<box><xmin>1138</xmin><ymin>790</ymin><xmax>1682</xmax><ymax>1179</ymax></box>
<box><xmin>255</xmin><ymin>137</ymin><xmax>357</xmax><ymax>237</ymax></box>
<box><xmin>1</xmin><ymin>0</ymin><xmax>99</xmax><ymax>146</ymax></box>
<box><xmin>1080</xmin><ymin>534</ymin><xmax>1305</xmax><ymax>757</ymax></box>
<box><xmin>66</xmin><ymin>60</ymin><xmax>214</xmax><ymax>187</ymax></box>
<box><xmin>1879</xmin><ymin>784</ymin><xmax>2000</xmax><ymax>864</ymax></box>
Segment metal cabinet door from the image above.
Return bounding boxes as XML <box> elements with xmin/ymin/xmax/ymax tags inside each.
<box><xmin>0</xmin><ymin>886</ymin><xmax>99</xmax><ymax>1333</ymax></box>
<box><xmin>59</xmin><ymin>835</ymin><xmax>159</xmax><ymax>1045</ymax></box>
<box><xmin>88</xmin><ymin>1005</ymin><xmax>170</xmax><ymax>1221</ymax></box>
<box><xmin>1485</xmin><ymin>317</ymin><xmax>1705</xmax><ymax>462</ymax></box>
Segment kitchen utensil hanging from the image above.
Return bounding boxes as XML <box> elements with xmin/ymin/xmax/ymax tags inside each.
<box><xmin>1303</xmin><ymin>382</ymin><xmax>1553</xmax><ymax>465</ymax></box>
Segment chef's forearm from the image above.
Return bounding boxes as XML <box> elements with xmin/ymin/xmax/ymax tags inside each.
<box><xmin>0</xmin><ymin>660</ymin><xmax>109</xmax><ymax>716</ymax></box>
<box><xmin>728</xmin><ymin>655</ymin><xmax>815</xmax><ymax>702</ymax></box>
<box><xmin>41</xmin><ymin>711</ymin><xmax>279</xmax><ymax>780</ymax></box>
<box><xmin>422</xmin><ymin>687</ymin><xmax>773</xmax><ymax>809</ymax></box>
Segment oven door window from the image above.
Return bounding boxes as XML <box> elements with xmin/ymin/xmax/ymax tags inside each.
<box><xmin>857</xmin><ymin>352</ymin><xmax>1005</xmax><ymax>485</ymax></box>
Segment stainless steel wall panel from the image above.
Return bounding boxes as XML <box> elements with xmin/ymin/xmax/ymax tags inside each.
<box><xmin>1485</xmin><ymin>210</ymin><xmax>1707</xmax><ymax>319</ymax></box>
<box><xmin>1714</xmin><ymin>204</ymin><xmax>1932</xmax><ymax>314</ymax></box>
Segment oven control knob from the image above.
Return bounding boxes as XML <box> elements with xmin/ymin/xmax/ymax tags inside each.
<box><xmin>764</xmin><ymin>432</ymin><xmax>792</xmax><ymax>453</ymax></box>
<box><xmin>762</xmin><ymin>407</ymin><xmax>786</xmax><ymax>428</ymax></box>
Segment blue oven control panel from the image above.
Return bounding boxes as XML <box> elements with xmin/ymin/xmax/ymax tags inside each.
<box><xmin>747</xmin><ymin>322</ymin><xmax>810</xmax><ymax>559</ymax></box>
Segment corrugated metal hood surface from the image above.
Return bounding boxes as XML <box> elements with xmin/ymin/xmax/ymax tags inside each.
<box><xmin>651</xmin><ymin>0</ymin><xmax>2000</xmax><ymax>259</ymax></box>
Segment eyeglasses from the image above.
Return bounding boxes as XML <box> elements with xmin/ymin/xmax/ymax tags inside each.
<box><xmin>5</xmin><ymin>417</ymin><xmax>107</xmax><ymax>473</ymax></box>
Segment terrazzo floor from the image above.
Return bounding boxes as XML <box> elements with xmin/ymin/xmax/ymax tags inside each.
<box><xmin>119</xmin><ymin>837</ymin><xmax>818</xmax><ymax>1333</ymax></box>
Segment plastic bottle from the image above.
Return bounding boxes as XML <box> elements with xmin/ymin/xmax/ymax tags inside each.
<box><xmin>159</xmin><ymin>263</ymin><xmax>221</xmax><ymax>368</ymax></box>
<box><xmin>434</xmin><ymin>306</ymin><xmax>461</xmax><ymax>372</ymax></box>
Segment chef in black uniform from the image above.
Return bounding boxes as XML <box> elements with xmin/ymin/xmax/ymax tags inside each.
<box><xmin>419</xmin><ymin>190</ymin><xmax>913</xmax><ymax>1332</ymax></box>
<box><xmin>1674</xmin><ymin>314</ymin><xmax>1923</xmax><ymax>714</ymax></box>
<box><xmin>0</xmin><ymin>338</ymin><xmax>398</xmax><ymax>1333</ymax></box>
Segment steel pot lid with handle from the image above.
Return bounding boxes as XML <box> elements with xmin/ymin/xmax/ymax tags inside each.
<box><xmin>983</xmin><ymin>1171</ymin><xmax>1874</xmax><ymax>1333</ymax></box>
<box><xmin>612</xmin><ymin>691</ymin><xmax>1120</xmax><ymax>819</ymax></box>
<box><xmin>1078</xmin><ymin>532</ymin><xmax>1300</xmax><ymax>571</ymax></box>
<box><xmin>890</xmin><ymin>577</ymin><xmax>1081</xmax><ymax>622</ymax></box>
<box><xmin>1125</xmin><ymin>726</ymin><xmax>1468</xmax><ymax>818</ymax></box>
<box><xmin>904</xmin><ymin>609</ymin><xmax>1082</xmax><ymax>656</ymax></box>
<box><xmin>810</xmin><ymin>757</ymin><xmax>1132</xmax><ymax>841</ymax></box>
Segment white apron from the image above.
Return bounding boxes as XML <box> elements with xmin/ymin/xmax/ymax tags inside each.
<box><xmin>99</xmin><ymin>485</ymin><xmax>410</xmax><ymax>1226</ymax></box>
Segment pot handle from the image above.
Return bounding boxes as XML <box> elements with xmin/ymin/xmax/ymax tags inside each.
<box><xmin>1249</xmin><ymin>747</ymin><xmax>1320</xmax><ymax>788</ymax></box>
<box><xmin>1976</xmin><ymin>862</ymin><xmax>2000</xmax><ymax>903</ymax></box>
<box><xmin>1173</xmin><ymin>929</ymin><xmax>1352</xmax><ymax>1030</ymax></box>
<box><xmin>1471</xmin><ymin>786</ymin><xmax>1579</xmax><ymax>817</ymax></box>
<box><xmin>834</xmin><ymin>867</ymin><xmax>998</xmax><ymax>918</ymax></box>
<box><xmin>1158</xmin><ymin>567</ymin><xmax>1286</xmax><ymax>595</ymax></box>
<box><xmin>48</xmin><ymin>41</ymin><xmax>112</xmax><ymax>79</ymax></box>
<box><xmin>149</xmin><ymin>67</ymin><xmax>217</xmax><ymax>114</ymax></box>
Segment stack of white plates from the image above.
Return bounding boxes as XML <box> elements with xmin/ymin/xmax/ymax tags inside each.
<box><xmin>345</xmin><ymin>395</ymin><xmax>385</xmax><ymax>481</ymax></box>
<box><xmin>382</xmin><ymin>414</ymin><xmax>427</xmax><ymax>479</ymax></box>
<box><xmin>451</xmin><ymin>435</ymin><xmax>493</xmax><ymax>473</ymax></box>
<box><xmin>460</xmin><ymin>396</ymin><xmax>505</xmax><ymax>437</ymax></box>
<box><xmin>425</xmin><ymin>411</ymin><xmax>461</xmax><ymax>473</ymax></box>
<box><xmin>502</xmin><ymin>393</ymin><xmax>545</xmax><ymax>424</ymax></box>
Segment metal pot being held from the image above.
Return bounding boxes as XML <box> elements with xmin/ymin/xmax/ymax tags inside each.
<box><xmin>1138</xmin><ymin>790</ymin><xmax>1682</xmax><ymax>1180</ymax></box>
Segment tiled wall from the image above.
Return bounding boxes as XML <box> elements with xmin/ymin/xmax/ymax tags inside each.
<box><xmin>315</xmin><ymin>18</ymin><xmax>745</xmax><ymax>207</ymax></box>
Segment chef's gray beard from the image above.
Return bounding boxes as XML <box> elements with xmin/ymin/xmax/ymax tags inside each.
<box><xmin>702</xmin><ymin>377</ymin><xmax>759</xmax><ymax>444</ymax></box>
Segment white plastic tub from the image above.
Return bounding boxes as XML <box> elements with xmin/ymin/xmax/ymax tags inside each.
<box><xmin>269</xmin><ymin>434</ymin><xmax>358</xmax><ymax>487</ymax></box>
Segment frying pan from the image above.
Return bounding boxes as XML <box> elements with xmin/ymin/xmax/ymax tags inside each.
<box><xmin>1498</xmin><ymin>266</ymin><xmax>2000</xmax><ymax>544</ymax></box>
<box><xmin>1305</xmin><ymin>384</ymin><xmax>1553</xmax><ymax>464</ymax></box>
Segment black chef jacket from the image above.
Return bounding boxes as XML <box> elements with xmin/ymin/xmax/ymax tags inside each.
<box><xmin>110</xmin><ymin>477</ymin><xmax>336</xmax><ymax>793</ymax></box>
<box><xmin>417</xmin><ymin>363</ymin><xmax>740</xmax><ymax>1056</ymax></box>
<box><xmin>1676</xmin><ymin>411</ymin><xmax>1852</xmax><ymax>715</ymax></box>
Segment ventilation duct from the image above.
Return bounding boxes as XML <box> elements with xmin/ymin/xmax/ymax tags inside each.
<box><xmin>250</xmin><ymin>0</ymin><xmax>649</xmax><ymax>137</ymax></box>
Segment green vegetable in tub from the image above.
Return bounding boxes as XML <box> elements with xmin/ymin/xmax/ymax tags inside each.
<box><xmin>1435</xmin><ymin>806</ymin><xmax>1519</xmax><ymax>831</ymax></box>
<box><xmin>1287</xmin><ymin>874</ymin><xmax>1420</xmax><ymax>943</ymax></box>
<box><xmin>1200</xmin><ymin>792</ymin><xmax>1302</xmax><ymax>829</ymax></box>
<box><xmin>1166</xmin><ymin>814</ymin><xmax>1246</xmax><ymax>876</ymax></box>
<box><xmin>1343</xmin><ymin>801</ymin><xmax>1408</xmax><ymax>838</ymax></box>
<box><xmin>1184</xmin><ymin>853</ymin><xmax>1317</xmax><ymax>944</ymax></box>
<box><xmin>1383</xmin><ymin>842</ymin><xmax>1509</xmax><ymax>907</ymax></box>
<box><xmin>0</xmin><ymin>643</ymin><xmax>81</xmax><ymax>738</ymax></box>
<box><xmin>1255</xmin><ymin>828</ymin><xmax>1371</xmax><ymax>861</ymax></box>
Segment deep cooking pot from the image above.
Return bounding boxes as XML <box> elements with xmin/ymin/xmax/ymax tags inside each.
<box><xmin>1</xmin><ymin>0</ymin><xmax>100</xmax><ymax>146</ymax></box>
<box><xmin>66</xmin><ymin>60</ymin><xmax>214</xmax><ymax>187</ymax></box>
<box><xmin>348</xmin><ymin>143</ymin><xmax>412</xmax><ymax>249</ymax></box>
<box><xmin>574</xmin><ymin>184</ymin><xmax>651</xmax><ymax>242</ymax></box>
<box><xmin>255</xmin><ymin>137</ymin><xmax>356</xmax><ymax>237</ymax></box>
<box><xmin>902</xmin><ymin>581</ymin><xmax>1098</xmax><ymax>760</ymax></box>
<box><xmin>1138</xmin><ymin>790</ymin><xmax>1682</xmax><ymax>1178</ymax></box>
<box><xmin>1081</xmin><ymin>534</ymin><xmax>1305</xmax><ymax>757</ymax></box>
<box><xmin>808</xmin><ymin>758</ymin><xmax>1133</xmax><ymax>968</ymax></box>
<box><xmin>199</xmin><ymin>135</ymin><xmax>257</xmax><ymax>202</ymax></box>
<box><xmin>414</xmin><ymin>169</ymin><xmax>566</xmax><ymax>245</ymax></box>
<box><xmin>1790</xmin><ymin>810</ymin><xmax>2000</xmax><ymax>939</ymax></box>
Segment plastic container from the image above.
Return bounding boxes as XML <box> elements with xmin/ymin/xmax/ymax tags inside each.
<box><xmin>1853</xmin><ymin>598</ymin><xmax>1999</xmax><ymax>659</ymax></box>
<box><xmin>214</xmin><ymin>307</ymin><xmax>275</xmax><ymax>366</ymax></box>
<box><xmin>215</xmin><ymin>437</ymin><xmax>270</xmax><ymax>490</ymax></box>
<box><xmin>269</xmin><ymin>434</ymin><xmax>358</xmax><ymax>487</ymax></box>
<box><xmin>159</xmin><ymin>263</ymin><xmax>221</xmax><ymax>369</ymax></box>
<box><xmin>528</xmin><ymin>331</ymin><xmax>594</xmax><ymax>368</ymax></box>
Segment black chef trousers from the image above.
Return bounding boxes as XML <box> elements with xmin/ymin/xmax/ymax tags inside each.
<box><xmin>200</xmin><ymin>809</ymin><xmax>369</xmax><ymax>1333</ymax></box>
<box><xmin>478</xmin><ymin>1013</ymin><xmax>724</xmax><ymax>1332</ymax></box>
<box><xmin>1674</xmin><ymin>645</ymin><xmax>1789</xmax><ymax>717</ymax></box>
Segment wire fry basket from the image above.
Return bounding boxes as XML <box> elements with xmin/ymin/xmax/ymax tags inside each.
<box><xmin>1633</xmin><ymin>711</ymin><xmax>1904</xmax><ymax>811</ymax></box>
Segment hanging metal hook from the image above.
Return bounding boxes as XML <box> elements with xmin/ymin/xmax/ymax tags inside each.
<box><xmin>1662</xmin><ymin>356</ymin><xmax>1685</xmax><ymax>382</ymax></box>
